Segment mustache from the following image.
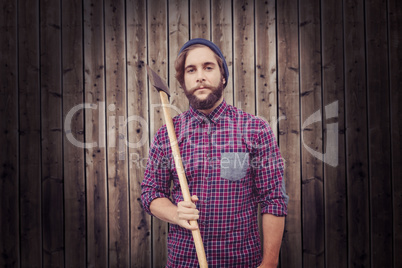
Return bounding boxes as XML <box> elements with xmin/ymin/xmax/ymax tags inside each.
<box><xmin>188</xmin><ymin>83</ymin><xmax>214</xmax><ymax>92</ymax></box>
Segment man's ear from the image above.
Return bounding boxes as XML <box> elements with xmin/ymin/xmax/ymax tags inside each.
<box><xmin>222</xmin><ymin>77</ymin><xmax>226</xmax><ymax>84</ymax></box>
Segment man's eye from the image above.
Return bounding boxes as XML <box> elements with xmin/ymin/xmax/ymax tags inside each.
<box><xmin>187</xmin><ymin>68</ymin><xmax>195</xmax><ymax>73</ymax></box>
<box><xmin>205</xmin><ymin>66</ymin><xmax>213</xmax><ymax>70</ymax></box>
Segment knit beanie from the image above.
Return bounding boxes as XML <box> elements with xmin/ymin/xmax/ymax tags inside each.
<box><xmin>179</xmin><ymin>38</ymin><xmax>229</xmax><ymax>88</ymax></box>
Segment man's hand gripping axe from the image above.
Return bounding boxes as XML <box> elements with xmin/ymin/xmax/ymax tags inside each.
<box><xmin>146</xmin><ymin>65</ymin><xmax>208</xmax><ymax>268</ymax></box>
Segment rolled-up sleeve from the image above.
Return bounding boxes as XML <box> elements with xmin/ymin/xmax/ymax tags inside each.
<box><xmin>141</xmin><ymin>128</ymin><xmax>172</xmax><ymax>216</ymax></box>
<box><xmin>252</xmin><ymin>121</ymin><xmax>288</xmax><ymax>216</ymax></box>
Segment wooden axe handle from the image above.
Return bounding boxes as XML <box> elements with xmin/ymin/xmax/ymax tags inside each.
<box><xmin>159</xmin><ymin>91</ymin><xmax>208</xmax><ymax>268</ymax></box>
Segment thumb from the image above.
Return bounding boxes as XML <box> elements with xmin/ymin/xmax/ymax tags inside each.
<box><xmin>179</xmin><ymin>219</ymin><xmax>198</xmax><ymax>230</ymax></box>
<box><xmin>191</xmin><ymin>195</ymin><xmax>199</xmax><ymax>203</ymax></box>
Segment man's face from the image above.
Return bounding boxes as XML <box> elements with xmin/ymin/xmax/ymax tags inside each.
<box><xmin>183</xmin><ymin>46</ymin><xmax>225</xmax><ymax>110</ymax></box>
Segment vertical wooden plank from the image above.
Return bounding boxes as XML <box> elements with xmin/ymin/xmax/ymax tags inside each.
<box><xmin>277</xmin><ymin>1</ymin><xmax>302</xmax><ymax>267</ymax></box>
<box><xmin>322</xmin><ymin>0</ymin><xmax>347</xmax><ymax>267</ymax></box>
<box><xmin>190</xmin><ymin>0</ymin><xmax>210</xmax><ymax>39</ymax></box>
<box><xmin>104</xmin><ymin>0</ymin><xmax>129</xmax><ymax>266</ymax></box>
<box><xmin>127</xmin><ymin>0</ymin><xmax>151</xmax><ymax>267</ymax></box>
<box><xmin>366</xmin><ymin>0</ymin><xmax>392</xmax><ymax>267</ymax></box>
<box><xmin>299</xmin><ymin>0</ymin><xmax>324</xmax><ymax>266</ymax></box>
<box><xmin>169</xmin><ymin>0</ymin><xmax>189</xmax><ymax>112</ymax></box>
<box><xmin>255</xmin><ymin>0</ymin><xmax>277</xmax><ymax>135</ymax></box>
<box><xmin>388</xmin><ymin>1</ymin><xmax>402</xmax><ymax>267</ymax></box>
<box><xmin>233</xmin><ymin>0</ymin><xmax>254</xmax><ymax>114</ymax></box>
<box><xmin>62</xmin><ymin>0</ymin><xmax>86</xmax><ymax>266</ymax></box>
<box><xmin>83</xmin><ymin>0</ymin><xmax>108</xmax><ymax>266</ymax></box>
<box><xmin>18</xmin><ymin>0</ymin><xmax>42</xmax><ymax>266</ymax></box>
<box><xmin>344</xmin><ymin>0</ymin><xmax>370</xmax><ymax>267</ymax></box>
<box><xmin>148</xmin><ymin>0</ymin><xmax>168</xmax><ymax>266</ymax></box>
<box><xmin>0</xmin><ymin>1</ymin><xmax>19</xmax><ymax>267</ymax></box>
<box><xmin>40</xmin><ymin>0</ymin><xmax>64</xmax><ymax>266</ymax></box>
<box><xmin>211</xmin><ymin>0</ymin><xmax>233</xmax><ymax>105</ymax></box>
<box><xmin>254</xmin><ymin>0</ymin><xmax>277</xmax><ymax>251</ymax></box>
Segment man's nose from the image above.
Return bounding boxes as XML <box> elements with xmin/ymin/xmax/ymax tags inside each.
<box><xmin>196</xmin><ymin>70</ymin><xmax>206</xmax><ymax>83</ymax></box>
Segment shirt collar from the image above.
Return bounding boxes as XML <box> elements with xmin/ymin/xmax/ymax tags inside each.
<box><xmin>188</xmin><ymin>99</ymin><xmax>228</xmax><ymax>124</ymax></box>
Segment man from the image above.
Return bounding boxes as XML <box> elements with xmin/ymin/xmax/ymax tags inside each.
<box><xmin>141</xmin><ymin>38</ymin><xmax>288</xmax><ymax>267</ymax></box>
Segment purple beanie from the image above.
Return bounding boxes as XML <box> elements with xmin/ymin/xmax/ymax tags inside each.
<box><xmin>179</xmin><ymin>38</ymin><xmax>229</xmax><ymax>87</ymax></box>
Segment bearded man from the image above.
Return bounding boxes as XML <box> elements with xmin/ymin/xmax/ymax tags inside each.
<box><xmin>141</xmin><ymin>38</ymin><xmax>288</xmax><ymax>268</ymax></box>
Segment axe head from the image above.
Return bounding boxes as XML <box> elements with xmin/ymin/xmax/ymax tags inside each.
<box><xmin>146</xmin><ymin>65</ymin><xmax>170</xmax><ymax>97</ymax></box>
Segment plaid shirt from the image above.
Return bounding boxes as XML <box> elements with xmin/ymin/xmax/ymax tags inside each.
<box><xmin>141</xmin><ymin>100</ymin><xmax>287</xmax><ymax>267</ymax></box>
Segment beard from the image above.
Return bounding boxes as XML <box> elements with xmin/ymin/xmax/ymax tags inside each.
<box><xmin>183</xmin><ymin>80</ymin><xmax>224</xmax><ymax>110</ymax></box>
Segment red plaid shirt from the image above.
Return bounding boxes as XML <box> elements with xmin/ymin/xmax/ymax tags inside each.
<box><xmin>141</xmin><ymin>100</ymin><xmax>287</xmax><ymax>267</ymax></box>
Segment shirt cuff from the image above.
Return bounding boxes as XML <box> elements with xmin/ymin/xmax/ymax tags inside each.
<box><xmin>260</xmin><ymin>199</ymin><xmax>288</xmax><ymax>216</ymax></box>
<box><xmin>141</xmin><ymin>190</ymin><xmax>170</xmax><ymax>217</ymax></box>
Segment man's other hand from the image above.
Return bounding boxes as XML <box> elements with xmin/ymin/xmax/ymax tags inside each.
<box><xmin>175</xmin><ymin>195</ymin><xmax>200</xmax><ymax>230</ymax></box>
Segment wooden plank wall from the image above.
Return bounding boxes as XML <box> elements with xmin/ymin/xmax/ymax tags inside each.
<box><xmin>0</xmin><ymin>0</ymin><xmax>401</xmax><ymax>267</ymax></box>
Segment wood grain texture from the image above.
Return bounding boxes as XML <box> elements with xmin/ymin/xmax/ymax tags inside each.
<box><xmin>277</xmin><ymin>1</ymin><xmax>302</xmax><ymax>267</ymax></box>
<box><xmin>322</xmin><ymin>0</ymin><xmax>347</xmax><ymax>267</ymax></box>
<box><xmin>233</xmin><ymin>0</ymin><xmax>255</xmax><ymax>114</ymax></box>
<box><xmin>256</xmin><ymin>0</ymin><xmax>277</xmax><ymax>136</ymax></box>
<box><xmin>18</xmin><ymin>0</ymin><xmax>42</xmax><ymax>266</ymax></box>
<box><xmin>299</xmin><ymin>0</ymin><xmax>324</xmax><ymax>266</ymax></box>
<box><xmin>40</xmin><ymin>0</ymin><xmax>64</xmax><ymax>266</ymax></box>
<box><xmin>254</xmin><ymin>0</ymin><xmax>277</xmax><ymax>247</ymax></box>
<box><xmin>169</xmin><ymin>0</ymin><xmax>189</xmax><ymax>113</ymax></box>
<box><xmin>344</xmin><ymin>1</ymin><xmax>370</xmax><ymax>267</ymax></box>
<box><xmin>83</xmin><ymin>0</ymin><xmax>109</xmax><ymax>267</ymax></box>
<box><xmin>366</xmin><ymin>0</ymin><xmax>392</xmax><ymax>267</ymax></box>
<box><xmin>62</xmin><ymin>0</ymin><xmax>86</xmax><ymax>267</ymax></box>
<box><xmin>190</xmin><ymin>0</ymin><xmax>210</xmax><ymax>39</ymax></box>
<box><xmin>148</xmin><ymin>0</ymin><xmax>169</xmax><ymax>266</ymax></box>
<box><xmin>0</xmin><ymin>1</ymin><xmax>19</xmax><ymax>267</ymax></box>
<box><xmin>389</xmin><ymin>0</ymin><xmax>402</xmax><ymax>267</ymax></box>
<box><xmin>105</xmin><ymin>0</ymin><xmax>130</xmax><ymax>266</ymax></box>
<box><xmin>127</xmin><ymin>0</ymin><xmax>151</xmax><ymax>266</ymax></box>
<box><xmin>211</xmin><ymin>0</ymin><xmax>233</xmax><ymax>105</ymax></box>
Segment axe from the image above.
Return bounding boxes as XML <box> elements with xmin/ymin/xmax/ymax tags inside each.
<box><xmin>146</xmin><ymin>65</ymin><xmax>208</xmax><ymax>268</ymax></box>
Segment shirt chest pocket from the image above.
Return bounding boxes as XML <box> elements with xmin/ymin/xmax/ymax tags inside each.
<box><xmin>220</xmin><ymin>152</ymin><xmax>250</xmax><ymax>181</ymax></box>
